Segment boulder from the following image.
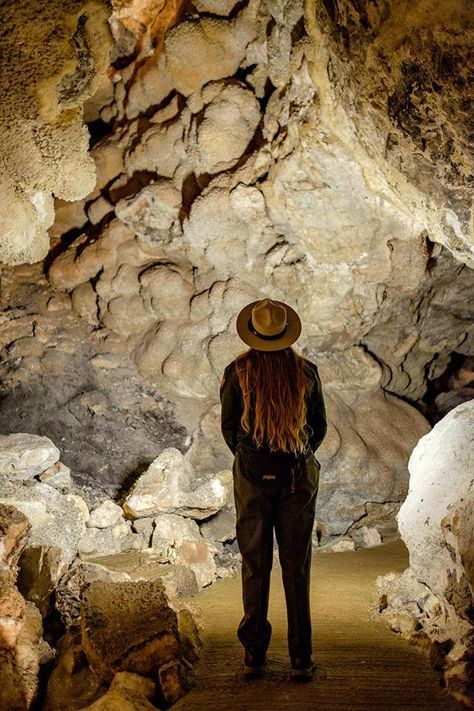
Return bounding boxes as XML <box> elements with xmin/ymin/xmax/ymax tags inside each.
<box><xmin>0</xmin><ymin>433</ymin><xmax>60</xmax><ymax>480</ymax></box>
<box><xmin>82</xmin><ymin>550</ymin><xmax>199</xmax><ymax>599</ymax></box>
<box><xmin>0</xmin><ymin>503</ymin><xmax>30</xmax><ymax>575</ymax></box>
<box><xmin>17</xmin><ymin>545</ymin><xmax>70</xmax><ymax>615</ymax></box>
<box><xmin>0</xmin><ymin>578</ymin><xmax>43</xmax><ymax>711</ymax></box>
<box><xmin>0</xmin><ymin>480</ymin><xmax>86</xmax><ymax>564</ymax></box>
<box><xmin>200</xmin><ymin>506</ymin><xmax>236</xmax><ymax>542</ymax></box>
<box><xmin>39</xmin><ymin>461</ymin><xmax>73</xmax><ymax>489</ymax></box>
<box><xmin>78</xmin><ymin>521</ymin><xmax>143</xmax><ymax>559</ymax></box>
<box><xmin>123</xmin><ymin>448</ymin><xmax>193</xmax><ymax>519</ymax></box>
<box><xmin>78</xmin><ymin>671</ymin><xmax>157</xmax><ymax>710</ymax></box>
<box><xmin>81</xmin><ymin>578</ymin><xmax>182</xmax><ymax>682</ymax></box>
<box><xmin>88</xmin><ymin>500</ymin><xmax>124</xmax><ymax>529</ymax></box>
<box><xmin>378</xmin><ymin>400</ymin><xmax>474</xmax><ymax>705</ymax></box>
<box><xmin>151</xmin><ymin>513</ymin><xmax>218</xmax><ymax>588</ymax></box>
<box><xmin>43</xmin><ymin>631</ymin><xmax>107</xmax><ymax>711</ymax></box>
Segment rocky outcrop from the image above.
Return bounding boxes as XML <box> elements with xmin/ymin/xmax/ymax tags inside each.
<box><xmin>80</xmin><ymin>577</ymin><xmax>199</xmax><ymax>704</ymax></box>
<box><xmin>1</xmin><ymin>0</ymin><xmax>473</xmax><ymax>551</ymax></box>
<box><xmin>0</xmin><ymin>504</ymin><xmax>46</xmax><ymax>711</ymax></box>
<box><xmin>0</xmin><ymin>0</ymin><xmax>112</xmax><ymax>264</ymax></box>
<box><xmin>376</xmin><ymin>400</ymin><xmax>474</xmax><ymax>708</ymax></box>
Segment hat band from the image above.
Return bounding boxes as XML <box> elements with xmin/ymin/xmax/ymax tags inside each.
<box><xmin>248</xmin><ymin>316</ymin><xmax>287</xmax><ymax>340</ymax></box>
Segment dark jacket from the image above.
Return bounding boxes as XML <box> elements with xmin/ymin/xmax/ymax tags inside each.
<box><xmin>219</xmin><ymin>357</ymin><xmax>327</xmax><ymax>457</ymax></box>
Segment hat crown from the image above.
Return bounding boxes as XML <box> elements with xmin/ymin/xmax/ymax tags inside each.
<box><xmin>251</xmin><ymin>298</ymin><xmax>287</xmax><ymax>336</ymax></box>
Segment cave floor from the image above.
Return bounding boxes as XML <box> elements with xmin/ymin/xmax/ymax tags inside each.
<box><xmin>172</xmin><ymin>539</ymin><xmax>464</xmax><ymax>711</ymax></box>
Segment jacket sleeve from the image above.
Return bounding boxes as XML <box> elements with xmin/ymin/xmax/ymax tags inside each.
<box><xmin>306</xmin><ymin>365</ymin><xmax>327</xmax><ymax>453</ymax></box>
<box><xmin>219</xmin><ymin>364</ymin><xmax>243</xmax><ymax>456</ymax></box>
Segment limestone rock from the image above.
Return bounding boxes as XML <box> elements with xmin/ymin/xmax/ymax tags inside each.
<box><xmin>124</xmin><ymin>119</ymin><xmax>187</xmax><ymax>178</ymax></box>
<box><xmin>81</xmin><ymin>549</ymin><xmax>199</xmax><ymax>598</ymax></box>
<box><xmin>194</xmin><ymin>82</ymin><xmax>261</xmax><ymax>174</ymax></box>
<box><xmin>88</xmin><ymin>500</ymin><xmax>124</xmax><ymax>529</ymax></box>
<box><xmin>78</xmin><ymin>521</ymin><xmax>143</xmax><ymax>559</ymax></box>
<box><xmin>163</xmin><ymin>6</ymin><xmax>258</xmax><ymax>96</ymax></box>
<box><xmin>350</xmin><ymin>525</ymin><xmax>383</xmax><ymax>549</ymax></box>
<box><xmin>397</xmin><ymin>400</ymin><xmax>474</xmax><ymax>612</ymax></box>
<box><xmin>150</xmin><ymin>514</ymin><xmax>218</xmax><ymax>588</ymax></box>
<box><xmin>324</xmin><ymin>537</ymin><xmax>356</xmax><ymax>553</ymax></box>
<box><xmin>0</xmin><ymin>480</ymin><xmax>86</xmax><ymax>564</ymax></box>
<box><xmin>78</xmin><ymin>671</ymin><xmax>158</xmax><ymax>710</ymax></box>
<box><xmin>115</xmin><ymin>180</ymin><xmax>182</xmax><ymax>246</ymax></box>
<box><xmin>0</xmin><ymin>1</ymin><xmax>112</xmax><ymax>264</ymax></box>
<box><xmin>0</xmin><ymin>579</ymin><xmax>43</xmax><ymax>711</ymax></box>
<box><xmin>81</xmin><ymin>578</ymin><xmax>181</xmax><ymax>682</ymax></box>
<box><xmin>200</xmin><ymin>506</ymin><xmax>236</xmax><ymax>543</ymax></box>
<box><xmin>193</xmin><ymin>0</ymin><xmax>239</xmax><ymax>14</ymax></box>
<box><xmin>39</xmin><ymin>461</ymin><xmax>73</xmax><ymax>489</ymax></box>
<box><xmin>123</xmin><ymin>448</ymin><xmax>193</xmax><ymax>519</ymax></box>
<box><xmin>0</xmin><ymin>433</ymin><xmax>60</xmax><ymax>480</ymax></box>
<box><xmin>17</xmin><ymin>544</ymin><xmax>70</xmax><ymax>615</ymax></box>
<box><xmin>43</xmin><ymin>630</ymin><xmax>107</xmax><ymax>711</ymax></box>
<box><xmin>0</xmin><ymin>504</ymin><xmax>30</xmax><ymax>575</ymax></box>
<box><xmin>378</xmin><ymin>401</ymin><xmax>474</xmax><ymax>703</ymax></box>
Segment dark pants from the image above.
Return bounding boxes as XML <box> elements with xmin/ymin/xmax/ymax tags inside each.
<box><xmin>232</xmin><ymin>450</ymin><xmax>320</xmax><ymax>661</ymax></box>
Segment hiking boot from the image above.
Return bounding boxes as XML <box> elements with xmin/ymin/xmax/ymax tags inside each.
<box><xmin>290</xmin><ymin>657</ymin><xmax>317</xmax><ymax>680</ymax></box>
<box><xmin>243</xmin><ymin>649</ymin><xmax>267</xmax><ymax>677</ymax></box>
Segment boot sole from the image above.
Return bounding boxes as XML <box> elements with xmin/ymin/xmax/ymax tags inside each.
<box><xmin>290</xmin><ymin>662</ymin><xmax>317</xmax><ymax>679</ymax></box>
<box><xmin>243</xmin><ymin>663</ymin><xmax>266</xmax><ymax>677</ymax></box>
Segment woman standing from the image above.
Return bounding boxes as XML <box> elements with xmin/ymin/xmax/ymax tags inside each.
<box><xmin>219</xmin><ymin>297</ymin><xmax>327</xmax><ymax>681</ymax></box>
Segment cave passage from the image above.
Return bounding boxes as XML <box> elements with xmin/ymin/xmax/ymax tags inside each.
<box><xmin>171</xmin><ymin>539</ymin><xmax>464</xmax><ymax>710</ymax></box>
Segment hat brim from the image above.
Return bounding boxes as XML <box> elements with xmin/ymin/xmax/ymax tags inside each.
<box><xmin>236</xmin><ymin>300</ymin><xmax>302</xmax><ymax>351</ymax></box>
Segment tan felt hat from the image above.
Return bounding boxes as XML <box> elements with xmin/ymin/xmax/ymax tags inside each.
<box><xmin>236</xmin><ymin>297</ymin><xmax>302</xmax><ymax>351</ymax></box>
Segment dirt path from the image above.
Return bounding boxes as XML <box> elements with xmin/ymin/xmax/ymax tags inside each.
<box><xmin>172</xmin><ymin>539</ymin><xmax>464</xmax><ymax>711</ymax></box>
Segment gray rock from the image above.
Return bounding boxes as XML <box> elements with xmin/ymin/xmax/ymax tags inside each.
<box><xmin>39</xmin><ymin>461</ymin><xmax>72</xmax><ymax>489</ymax></box>
<box><xmin>0</xmin><ymin>434</ymin><xmax>60</xmax><ymax>480</ymax></box>
<box><xmin>0</xmin><ymin>479</ymin><xmax>86</xmax><ymax>564</ymax></box>
<box><xmin>78</xmin><ymin>521</ymin><xmax>143</xmax><ymax>559</ymax></box>
<box><xmin>88</xmin><ymin>499</ymin><xmax>124</xmax><ymax>529</ymax></box>
<box><xmin>200</xmin><ymin>506</ymin><xmax>236</xmax><ymax>542</ymax></box>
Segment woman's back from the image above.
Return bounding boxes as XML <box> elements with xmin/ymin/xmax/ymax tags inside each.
<box><xmin>220</xmin><ymin>347</ymin><xmax>327</xmax><ymax>458</ymax></box>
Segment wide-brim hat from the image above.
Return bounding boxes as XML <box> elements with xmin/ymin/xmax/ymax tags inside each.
<box><xmin>236</xmin><ymin>297</ymin><xmax>302</xmax><ymax>351</ymax></box>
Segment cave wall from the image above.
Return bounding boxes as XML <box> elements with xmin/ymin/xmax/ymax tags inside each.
<box><xmin>0</xmin><ymin>0</ymin><xmax>473</xmax><ymax>538</ymax></box>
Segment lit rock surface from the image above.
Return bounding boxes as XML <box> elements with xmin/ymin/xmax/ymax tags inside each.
<box><xmin>123</xmin><ymin>448</ymin><xmax>232</xmax><ymax>521</ymax></box>
<box><xmin>377</xmin><ymin>400</ymin><xmax>474</xmax><ymax>707</ymax></box>
<box><xmin>0</xmin><ymin>0</ymin><xmax>112</xmax><ymax>264</ymax></box>
<box><xmin>0</xmin><ymin>433</ymin><xmax>60</xmax><ymax>480</ymax></box>
<box><xmin>80</xmin><ymin>577</ymin><xmax>192</xmax><ymax>705</ymax></box>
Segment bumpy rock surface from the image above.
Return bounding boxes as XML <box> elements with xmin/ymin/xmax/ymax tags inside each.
<box><xmin>80</xmin><ymin>577</ymin><xmax>192</xmax><ymax>703</ymax></box>
<box><xmin>0</xmin><ymin>433</ymin><xmax>60</xmax><ymax>480</ymax></box>
<box><xmin>0</xmin><ymin>504</ymin><xmax>46</xmax><ymax>711</ymax></box>
<box><xmin>1</xmin><ymin>0</ymin><xmax>473</xmax><ymax>544</ymax></box>
<box><xmin>0</xmin><ymin>0</ymin><xmax>112</xmax><ymax>264</ymax></box>
<box><xmin>123</xmin><ymin>447</ymin><xmax>233</xmax><ymax>522</ymax></box>
<box><xmin>377</xmin><ymin>400</ymin><xmax>474</xmax><ymax>707</ymax></box>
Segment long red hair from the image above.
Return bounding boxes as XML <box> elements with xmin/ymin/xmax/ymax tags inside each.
<box><xmin>234</xmin><ymin>346</ymin><xmax>313</xmax><ymax>454</ymax></box>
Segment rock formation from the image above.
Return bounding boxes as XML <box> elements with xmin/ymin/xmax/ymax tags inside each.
<box><xmin>0</xmin><ymin>0</ymin><xmax>473</xmax><ymax>707</ymax></box>
<box><xmin>3</xmin><ymin>0</ymin><xmax>472</xmax><ymax>545</ymax></box>
<box><xmin>376</xmin><ymin>400</ymin><xmax>474</xmax><ymax>707</ymax></box>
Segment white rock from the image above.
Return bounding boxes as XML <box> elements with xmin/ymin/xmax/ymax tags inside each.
<box><xmin>0</xmin><ymin>480</ymin><xmax>86</xmax><ymax>564</ymax></box>
<box><xmin>351</xmin><ymin>525</ymin><xmax>383</xmax><ymax>548</ymax></box>
<box><xmin>123</xmin><ymin>448</ymin><xmax>193</xmax><ymax>519</ymax></box>
<box><xmin>397</xmin><ymin>400</ymin><xmax>474</xmax><ymax>608</ymax></box>
<box><xmin>194</xmin><ymin>83</ymin><xmax>260</xmax><ymax>174</ymax></box>
<box><xmin>39</xmin><ymin>461</ymin><xmax>72</xmax><ymax>489</ymax></box>
<box><xmin>78</xmin><ymin>521</ymin><xmax>143</xmax><ymax>559</ymax></box>
<box><xmin>88</xmin><ymin>500</ymin><xmax>124</xmax><ymax>529</ymax></box>
<box><xmin>0</xmin><ymin>434</ymin><xmax>60</xmax><ymax>480</ymax></box>
<box><xmin>327</xmin><ymin>537</ymin><xmax>356</xmax><ymax>552</ymax></box>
